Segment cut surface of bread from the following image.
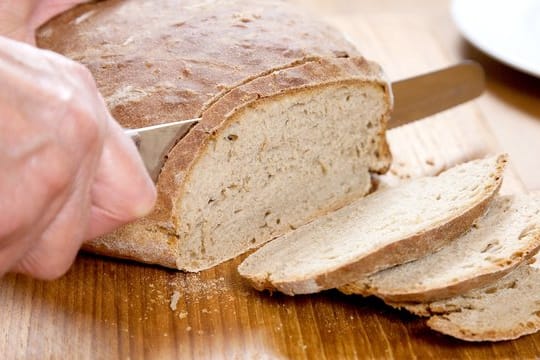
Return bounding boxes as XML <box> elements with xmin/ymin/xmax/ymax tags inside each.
<box><xmin>37</xmin><ymin>0</ymin><xmax>393</xmax><ymax>270</ymax></box>
<box><xmin>340</xmin><ymin>193</ymin><xmax>540</xmax><ymax>301</ymax></box>
<box><xmin>174</xmin><ymin>76</ymin><xmax>390</xmax><ymax>270</ymax></box>
<box><xmin>238</xmin><ymin>155</ymin><xmax>507</xmax><ymax>295</ymax></box>
<box><xmin>391</xmin><ymin>262</ymin><xmax>540</xmax><ymax>341</ymax></box>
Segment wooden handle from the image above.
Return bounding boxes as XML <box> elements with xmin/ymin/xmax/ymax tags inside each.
<box><xmin>389</xmin><ymin>61</ymin><xmax>485</xmax><ymax>129</ymax></box>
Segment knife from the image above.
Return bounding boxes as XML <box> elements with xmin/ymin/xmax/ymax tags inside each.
<box><xmin>125</xmin><ymin>60</ymin><xmax>485</xmax><ymax>182</ymax></box>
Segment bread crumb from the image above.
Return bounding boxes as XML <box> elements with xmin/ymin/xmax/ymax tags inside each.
<box><xmin>178</xmin><ymin>311</ymin><xmax>188</xmax><ymax>319</ymax></box>
<box><xmin>168</xmin><ymin>274</ymin><xmax>228</xmax><ymax>302</ymax></box>
<box><xmin>170</xmin><ymin>291</ymin><xmax>181</xmax><ymax>311</ymax></box>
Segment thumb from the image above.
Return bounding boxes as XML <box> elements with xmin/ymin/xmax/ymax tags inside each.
<box><xmin>85</xmin><ymin>115</ymin><xmax>156</xmax><ymax>240</ymax></box>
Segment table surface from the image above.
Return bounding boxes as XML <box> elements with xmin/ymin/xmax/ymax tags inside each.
<box><xmin>2</xmin><ymin>1</ymin><xmax>540</xmax><ymax>359</ymax></box>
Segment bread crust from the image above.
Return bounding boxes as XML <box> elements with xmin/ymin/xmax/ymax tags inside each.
<box><xmin>41</xmin><ymin>1</ymin><xmax>393</xmax><ymax>268</ymax></box>
<box><xmin>37</xmin><ymin>0</ymin><xmax>362</xmax><ymax>128</ymax></box>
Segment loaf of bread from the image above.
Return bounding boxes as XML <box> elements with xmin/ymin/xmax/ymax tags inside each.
<box><xmin>37</xmin><ymin>0</ymin><xmax>392</xmax><ymax>270</ymax></box>
<box><xmin>390</xmin><ymin>259</ymin><xmax>540</xmax><ymax>341</ymax></box>
<box><xmin>238</xmin><ymin>155</ymin><xmax>506</xmax><ymax>295</ymax></box>
<box><xmin>341</xmin><ymin>193</ymin><xmax>540</xmax><ymax>301</ymax></box>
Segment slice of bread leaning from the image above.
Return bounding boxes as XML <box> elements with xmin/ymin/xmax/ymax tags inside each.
<box><xmin>340</xmin><ymin>193</ymin><xmax>540</xmax><ymax>302</ymax></box>
<box><xmin>37</xmin><ymin>0</ymin><xmax>393</xmax><ymax>271</ymax></box>
<box><xmin>238</xmin><ymin>154</ymin><xmax>507</xmax><ymax>295</ymax></box>
<box><xmin>390</xmin><ymin>259</ymin><xmax>540</xmax><ymax>341</ymax></box>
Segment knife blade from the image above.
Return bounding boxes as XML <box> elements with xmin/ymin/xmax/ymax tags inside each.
<box><xmin>124</xmin><ymin>118</ymin><xmax>199</xmax><ymax>182</ymax></box>
<box><xmin>126</xmin><ymin>60</ymin><xmax>485</xmax><ymax>182</ymax></box>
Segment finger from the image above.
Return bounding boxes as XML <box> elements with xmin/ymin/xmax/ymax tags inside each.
<box><xmin>0</xmin><ymin>186</ymin><xmax>70</xmax><ymax>277</ymax></box>
<box><xmin>11</xmin><ymin>217</ymin><xmax>85</xmax><ymax>281</ymax></box>
<box><xmin>8</xmin><ymin>116</ymin><xmax>101</xmax><ymax>279</ymax></box>
<box><xmin>0</xmin><ymin>127</ymin><xmax>76</xmax><ymax>277</ymax></box>
<box><xmin>85</xmin><ymin>112</ymin><xmax>156</xmax><ymax>240</ymax></box>
<box><xmin>4</xmin><ymin>177</ymin><xmax>84</xmax><ymax>280</ymax></box>
<box><xmin>11</xmin><ymin>160</ymin><xmax>95</xmax><ymax>280</ymax></box>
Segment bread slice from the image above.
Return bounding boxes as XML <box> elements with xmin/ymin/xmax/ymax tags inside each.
<box><xmin>38</xmin><ymin>0</ymin><xmax>392</xmax><ymax>270</ymax></box>
<box><xmin>340</xmin><ymin>193</ymin><xmax>540</xmax><ymax>301</ymax></box>
<box><xmin>238</xmin><ymin>155</ymin><xmax>507</xmax><ymax>295</ymax></box>
<box><xmin>390</xmin><ymin>261</ymin><xmax>540</xmax><ymax>341</ymax></box>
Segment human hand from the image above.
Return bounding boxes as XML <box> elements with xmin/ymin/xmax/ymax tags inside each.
<box><xmin>0</xmin><ymin>36</ymin><xmax>156</xmax><ymax>279</ymax></box>
<box><xmin>0</xmin><ymin>0</ymin><xmax>89</xmax><ymax>44</ymax></box>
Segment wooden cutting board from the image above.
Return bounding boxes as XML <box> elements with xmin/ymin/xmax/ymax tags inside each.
<box><xmin>2</xmin><ymin>1</ymin><xmax>540</xmax><ymax>359</ymax></box>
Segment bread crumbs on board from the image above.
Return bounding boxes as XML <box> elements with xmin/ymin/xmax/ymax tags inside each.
<box><xmin>170</xmin><ymin>291</ymin><xmax>181</xmax><ymax>311</ymax></box>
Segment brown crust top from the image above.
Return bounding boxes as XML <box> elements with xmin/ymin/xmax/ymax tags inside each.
<box><xmin>37</xmin><ymin>0</ymin><xmax>361</xmax><ymax>128</ymax></box>
<box><xmin>38</xmin><ymin>0</ymin><xmax>391</xmax><ymax>268</ymax></box>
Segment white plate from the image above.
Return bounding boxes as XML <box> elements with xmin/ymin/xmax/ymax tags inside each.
<box><xmin>451</xmin><ymin>0</ymin><xmax>540</xmax><ymax>78</ymax></box>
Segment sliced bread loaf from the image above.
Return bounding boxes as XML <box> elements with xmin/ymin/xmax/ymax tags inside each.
<box><xmin>238</xmin><ymin>155</ymin><xmax>507</xmax><ymax>295</ymax></box>
<box><xmin>340</xmin><ymin>193</ymin><xmax>540</xmax><ymax>301</ymax></box>
<box><xmin>38</xmin><ymin>0</ymin><xmax>392</xmax><ymax>270</ymax></box>
<box><xmin>390</xmin><ymin>260</ymin><xmax>540</xmax><ymax>341</ymax></box>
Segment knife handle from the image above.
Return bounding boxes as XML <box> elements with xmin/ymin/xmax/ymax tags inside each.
<box><xmin>389</xmin><ymin>60</ymin><xmax>485</xmax><ymax>129</ymax></box>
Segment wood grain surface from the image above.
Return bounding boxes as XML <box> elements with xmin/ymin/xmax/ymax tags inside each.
<box><xmin>2</xmin><ymin>0</ymin><xmax>540</xmax><ymax>359</ymax></box>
